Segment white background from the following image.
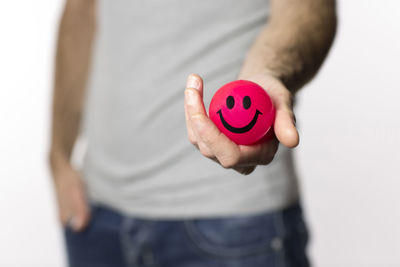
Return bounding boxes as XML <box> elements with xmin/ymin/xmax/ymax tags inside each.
<box><xmin>0</xmin><ymin>0</ymin><xmax>399</xmax><ymax>266</ymax></box>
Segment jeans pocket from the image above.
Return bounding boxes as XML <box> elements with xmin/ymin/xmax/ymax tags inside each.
<box><xmin>184</xmin><ymin>212</ymin><xmax>282</xmax><ymax>259</ymax></box>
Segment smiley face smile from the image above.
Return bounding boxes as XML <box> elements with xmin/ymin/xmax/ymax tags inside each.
<box><xmin>216</xmin><ymin>109</ymin><xmax>262</xmax><ymax>134</ymax></box>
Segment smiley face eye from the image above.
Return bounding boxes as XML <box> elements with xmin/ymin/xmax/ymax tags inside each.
<box><xmin>226</xmin><ymin>96</ymin><xmax>234</xmax><ymax>109</ymax></box>
<box><xmin>243</xmin><ymin>96</ymin><xmax>251</xmax><ymax>109</ymax></box>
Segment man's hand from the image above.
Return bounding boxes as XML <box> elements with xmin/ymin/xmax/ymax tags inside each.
<box><xmin>51</xmin><ymin>162</ymin><xmax>90</xmax><ymax>232</ymax></box>
<box><xmin>184</xmin><ymin>73</ymin><xmax>299</xmax><ymax>175</ymax></box>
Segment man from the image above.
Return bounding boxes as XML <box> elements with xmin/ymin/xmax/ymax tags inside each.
<box><xmin>49</xmin><ymin>0</ymin><xmax>336</xmax><ymax>266</ymax></box>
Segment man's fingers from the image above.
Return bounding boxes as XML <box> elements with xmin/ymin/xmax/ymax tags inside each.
<box><xmin>60</xmin><ymin>211</ymin><xmax>70</xmax><ymax>226</ymax></box>
<box><xmin>184</xmin><ymin>103</ymin><xmax>196</xmax><ymax>145</ymax></box>
<box><xmin>237</xmin><ymin>137</ymin><xmax>279</xmax><ymax>166</ymax></box>
<box><xmin>60</xmin><ymin>205</ymin><xmax>90</xmax><ymax>232</ymax></box>
<box><xmin>274</xmin><ymin>106</ymin><xmax>299</xmax><ymax>148</ymax></box>
<box><xmin>191</xmin><ymin>114</ymin><xmax>241</xmax><ymax>168</ymax></box>
<box><xmin>186</xmin><ymin>73</ymin><xmax>203</xmax><ymax>96</ymax></box>
<box><xmin>184</xmin><ymin>74</ymin><xmax>218</xmax><ymax>162</ymax></box>
<box><xmin>73</xmin><ymin>213</ymin><xmax>90</xmax><ymax>232</ymax></box>
<box><xmin>185</xmin><ymin>74</ymin><xmax>205</xmax><ymax>116</ymax></box>
<box><xmin>197</xmin><ymin>141</ymin><xmax>216</xmax><ymax>159</ymax></box>
<box><xmin>184</xmin><ymin>74</ymin><xmax>206</xmax><ymax>146</ymax></box>
<box><xmin>64</xmin><ymin>191</ymin><xmax>91</xmax><ymax>232</ymax></box>
<box><xmin>270</xmin><ymin>88</ymin><xmax>299</xmax><ymax>148</ymax></box>
<box><xmin>190</xmin><ymin>112</ymin><xmax>278</xmax><ymax>168</ymax></box>
<box><xmin>185</xmin><ymin>88</ymin><xmax>206</xmax><ymax>118</ymax></box>
<box><xmin>185</xmin><ymin>73</ymin><xmax>282</xmax><ymax>170</ymax></box>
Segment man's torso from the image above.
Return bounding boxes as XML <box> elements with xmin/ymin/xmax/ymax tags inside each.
<box><xmin>81</xmin><ymin>0</ymin><xmax>299</xmax><ymax>218</ymax></box>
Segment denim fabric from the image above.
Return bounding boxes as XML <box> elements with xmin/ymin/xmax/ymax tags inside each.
<box><xmin>65</xmin><ymin>203</ymin><xmax>310</xmax><ymax>267</ymax></box>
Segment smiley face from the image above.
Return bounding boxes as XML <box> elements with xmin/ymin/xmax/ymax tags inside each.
<box><xmin>209</xmin><ymin>80</ymin><xmax>275</xmax><ymax>145</ymax></box>
<box><xmin>216</xmin><ymin>95</ymin><xmax>262</xmax><ymax>134</ymax></box>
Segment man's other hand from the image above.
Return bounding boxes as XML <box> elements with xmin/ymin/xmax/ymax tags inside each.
<box><xmin>51</xmin><ymin>163</ymin><xmax>90</xmax><ymax>232</ymax></box>
<box><xmin>184</xmin><ymin>73</ymin><xmax>299</xmax><ymax>175</ymax></box>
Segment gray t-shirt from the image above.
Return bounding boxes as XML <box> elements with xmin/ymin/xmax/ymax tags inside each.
<box><xmin>82</xmin><ymin>0</ymin><xmax>299</xmax><ymax>218</ymax></box>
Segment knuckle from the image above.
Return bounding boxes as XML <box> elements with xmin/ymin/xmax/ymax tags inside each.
<box><xmin>200</xmin><ymin>129</ymin><xmax>214</xmax><ymax>145</ymax></box>
<box><xmin>220</xmin><ymin>154</ymin><xmax>240</xmax><ymax>169</ymax></box>
<box><xmin>220</xmin><ymin>161</ymin><xmax>231</xmax><ymax>169</ymax></box>
<box><xmin>202</xmin><ymin>130</ymin><xmax>222</xmax><ymax>147</ymax></box>
<box><xmin>184</xmin><ymin>88</ymin><xmax>195</xmax><ymax>101</ymax></box>
<box><xmin>188</xmin><ymin>136</ymin><xmax>197</xmax><ymax>145</ymax></box>
<box><xmin>201</xmin><ymin>134</ymin><xmax>212</xmax><ymax>145</ymax></box>
<box><xmin>200</xmin><ymin>148</ymin><xmax>213</xmax><ymax>159</ymax></box>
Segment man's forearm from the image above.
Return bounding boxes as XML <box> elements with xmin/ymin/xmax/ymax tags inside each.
<box><xmin>239</xmin><ymin>0</ymin><xmax>337</xmax><ymax>93</ymax></box>
<box><xmin>49</xmin><ymin>0</ymin><xmax>96</xmax><ymax>172</ymax></box>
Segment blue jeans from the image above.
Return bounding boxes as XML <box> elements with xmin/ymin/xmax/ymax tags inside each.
<box><xmin>65</xmin><ymin>203</ymin><xmax>310</xmax><ymax>267</ymax></box>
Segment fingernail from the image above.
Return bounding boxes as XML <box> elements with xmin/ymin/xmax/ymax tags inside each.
<box><xmin>186</xmin><ymin>74</ymin><xmax>201</xmax><ymax>90</ymax></box>
<box><xmin>185</xmin><ymin>88</ymin><xmax>196</xmax><ymax>106</ymax></box>
<box><xmin>293</xmin><ymin>114</ymin><xmax>297</xmax><ymax>126</ymax></box>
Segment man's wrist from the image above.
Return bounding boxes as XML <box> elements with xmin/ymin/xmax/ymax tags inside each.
<box><xmin>239</xmin><ymin>68</ymin><xmax>280</xmax><ymax>82</ymax></box>
<box><xmin>49</xmin><ymin>148</ymin><xmax>72</xmax><ymax>177</ymax></box>
<box><xmin>239</xmin><ymin>66</ymin><xmax>302</xmax><ymax>94</ymax></box>
<box><xmin>238</xmin><ymin>71</ymin><xmax>291</xmax><ymax>94</ymax></box>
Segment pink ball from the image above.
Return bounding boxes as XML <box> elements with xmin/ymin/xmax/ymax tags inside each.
<box><xmin>209</xmin><ymin>80</ymin><xmax>276</xmax><ymax>145</ymax></box>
